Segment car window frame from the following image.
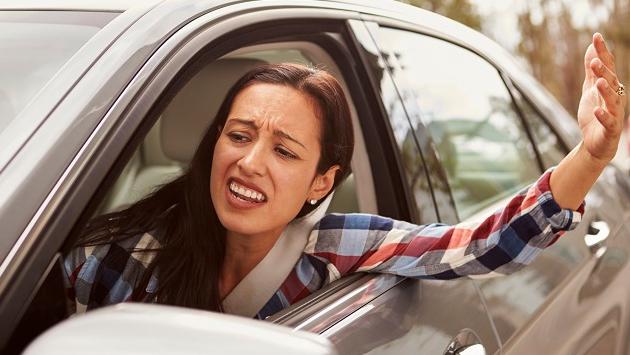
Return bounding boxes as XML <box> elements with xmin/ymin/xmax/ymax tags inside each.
<box><xmin>0</xmin><ymin>6</ymin><xmax>429</xmax><ymax>349</ymax></box>
<box><xmin>505</xmin><ymin>75</ymin><xmax>572</xmax><ymax>156</ymax></box>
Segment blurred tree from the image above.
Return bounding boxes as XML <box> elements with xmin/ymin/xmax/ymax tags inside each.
<box><xmin>515</xmin><ymin>1</ymin><xmax>593</xmax><ymax>117</ymax></box>
<box><xmin>589</xmin><ymin>0</ymin><xmax>630</xmax><ymax>110</ymax></box>
<box><xmin>400</xmin><ymin>0</ymin><xmax>482</xmax><ymax>31</ymax></box>
<box><xmin>557</xmin><ymin>3</ymin><xmax>588</xmax><ymax>116</ymax></box>
<box><xmin>516</xmin><ymin>1</ymin><xmax>562</xmax><ymax>102</ymax></box>
<box><xmin>512</xmin><ymin>0</ymin><xmax>630</xmax><ymax>117</ymax></box>
<box><xmin>400</xmin><ymin>0</ymin><xmax>628</xmax><ymax>118</ymax></box>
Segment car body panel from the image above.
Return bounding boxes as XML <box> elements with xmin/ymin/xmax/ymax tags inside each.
<box><xmin>0</xmin><ymin>0</ymin><xmax>163</xmax><ymax>12</ymax></box>
<box><xmin>1</xmin><ymin>1</ymin><xmax>629</xmax><ymax>354</ymax></box>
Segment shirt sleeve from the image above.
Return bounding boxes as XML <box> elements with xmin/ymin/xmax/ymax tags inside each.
<box><xmin>63</xmin><ymin>232</ymin><xmax>159</xmax><ymax>313</ymax></box>
<box><xmin>305</xmin><ymin>169</ymin><xmax>585</xmax><ymax>280</ymax></box>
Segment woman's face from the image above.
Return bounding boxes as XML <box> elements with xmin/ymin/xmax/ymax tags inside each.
<box><xmin>210</xmin><ymin>83</ymin><xmax>336</xmax><ymax>238</ymax></box>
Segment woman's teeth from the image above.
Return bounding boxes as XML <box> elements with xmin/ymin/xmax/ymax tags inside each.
<box><xmin>229</xmin><ymin>181</ymin><xmax>266</xmax><ymax>202</ymax></box>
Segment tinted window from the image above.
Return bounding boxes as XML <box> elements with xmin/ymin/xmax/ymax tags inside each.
<box><xmin>516</xmin><ymin>95</ymin><xmax>567</xmax><ymax>168</ymax></box>
<box><xmin>374</xmin><ymin>28</ymin><xmax>541</xmax><ymax>219</ymax></box>
<box><xmin>372</xmin><ymin>50</ymin><xmax>438</xmax><ymax>223</ymax></box>
<box><xmin>0</xmin><ymin>11</ymin><xmax>116</xmax><ymax>138</ymax></box>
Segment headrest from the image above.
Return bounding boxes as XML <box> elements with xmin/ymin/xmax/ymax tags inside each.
<box><xmin>160</xmin><ymin>58</ymin><xmax>267</xmax><ymax>163</ymax></box>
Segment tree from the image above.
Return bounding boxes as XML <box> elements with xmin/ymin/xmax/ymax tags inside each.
<box><xmin>589</xmin><ymin>0</ymin><xmax>630</xmax><ymax>110</ymax></box>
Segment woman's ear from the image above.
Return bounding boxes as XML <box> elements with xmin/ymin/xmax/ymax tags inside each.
<box><xmin>309</xmin><ymin>165</ymin><xmax>340</xmax><ymax>201</ymax></box>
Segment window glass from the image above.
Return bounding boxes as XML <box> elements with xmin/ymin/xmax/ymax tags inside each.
<box><xmin>516</xmin><ymin>95</ymin><xmax>567</xmax><ymax>168</ymax></box>
<box><xmin>376</xmin><ymin>52</ymin><xmax>438</xmax><ymax>223</ymax></box>
<box><xmin>0</xmin><ymin>11</ymin><xmax>116</xmax><ymax>136</ymax></box>
<box><xmin>353</xmin><ymin>35</ymin><xmax>438</xmax><ymax>223</ymax></box>
<box><xmin>374</xmin><ymin>28</ymin><xmax>541</xmax><ymax>219</ymax></box>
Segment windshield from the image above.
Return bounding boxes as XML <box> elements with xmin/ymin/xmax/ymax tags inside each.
<box><xmin>0</xmin><ymin>11</ymin><xmax>117</xmax><ymax>134</ymax></box>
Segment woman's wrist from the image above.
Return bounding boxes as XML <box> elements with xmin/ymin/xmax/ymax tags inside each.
<box><xmin>549</xmin><ymin>141</ymin><xmax>606</xmax><ymax>210</ymax></box>
<box><xmin>576</xmin><ymin>141</ymin><xmax>610</xmax><ymax>172</ymax></box>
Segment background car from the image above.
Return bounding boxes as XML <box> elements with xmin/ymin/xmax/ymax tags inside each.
<box><xmin>2</xmin><ymin>1</ymin><xmax>630</xmax><ymax>354</ymax></box>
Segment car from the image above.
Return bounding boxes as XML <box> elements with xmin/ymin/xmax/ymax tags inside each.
<box><xmin>2</xmin><ymin>1</ymin><xmax>630</xmax><ymax>354</ymax></box>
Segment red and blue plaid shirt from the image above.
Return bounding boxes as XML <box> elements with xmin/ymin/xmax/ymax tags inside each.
<box><xmin>65</xmin><ymin>170</ymin><xmax>584</xmax><ymax>319</ymax></box>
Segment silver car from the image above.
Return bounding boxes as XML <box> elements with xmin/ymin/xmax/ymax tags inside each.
<box><xmin>2</xmin><ymin>1</ymin><xmax>630</xmax><ymax>354</ymax></box>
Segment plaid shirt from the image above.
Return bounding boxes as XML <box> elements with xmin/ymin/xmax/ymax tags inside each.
<box><xmin>64</xmin><ymin>170</ymin><xmax>584</xmax><ymax>319</ymax></box>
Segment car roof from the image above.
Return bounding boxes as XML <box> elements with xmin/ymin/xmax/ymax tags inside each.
<box><xmin>0</xmin><ymin>0</ymin><xmax>163</xmax><ymax>12</ymax></box>
<box><xmin>0</xmin><ymin>0</ymin><xmax>411</xmax><ymax>14</ymax></box>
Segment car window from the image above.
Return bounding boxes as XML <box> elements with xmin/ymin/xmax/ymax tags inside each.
<box><xmin>0</xmin><ymin>11</ymin><xmax>117</xmax><ymax>141</ymax></box>
<box><xmin>374</xmin><ymin>63</ymin><xmax>438</xmax><ymax>223</ymax></box>
<box><xmin>352</xmin><ymin>25</ymin><xmax>437</xmax><ymax>223</ymax></box>
<box><xmin>372</xmin><ymin>28</ymin><xmax>541</xmax><ymax>219</ymax></box>
<box><xmin>515</xmin><ymin>94</ymin><xmax>568</xmax><ymax>168</ymax></box>
<box><xmin>98</xmin><ymin>44</ymin><xmax>374</xmax><ymax>216</ymax></box>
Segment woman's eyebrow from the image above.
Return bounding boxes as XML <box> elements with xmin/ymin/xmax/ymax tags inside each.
<box><xmin>229</xmin><ymin>118</ymin><xmax>306</xmax><ymax>149</ymax></box>
<box><xmin>229</xmin><ymin>118</ymin><xmax>258</xmax><ymax>130</ymax></box>
<box><xmin>273</xmin><ymin>129</ymin><xmax>306</xmax><ymax>149</ymax></box>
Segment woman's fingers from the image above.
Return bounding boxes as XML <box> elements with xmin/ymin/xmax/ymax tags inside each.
<box><xmin>591</xmin><ymin>57</ymin><xmax>619</xmax><ymax>89</ymax></box>
<box><xmin>597</xmin><ymin>77</ymin><xmax>622</xmax><ymax>116</ymax></box>
<box><xmin>594</xmin><ymin>105</ymin><xmax>619</xmax><ymax>134</ymax></box>
<box><xmin>592</xmin><ymin>57</ymin><xmax>622</xmax><ymax>115</ymax></box>
<box><xmin>593</xmin><ymin>33</ymin><xmax>616</xmax><ymax>73</ymax></box>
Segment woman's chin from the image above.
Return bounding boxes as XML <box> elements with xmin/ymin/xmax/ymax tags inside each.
<box><xmin>221</xmin><ymin>217</ymin><xmax>272</xmax><ymax>237</ymax></box>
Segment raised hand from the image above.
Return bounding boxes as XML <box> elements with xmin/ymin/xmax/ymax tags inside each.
<box><xmin>577</xmin><ymin>33</ymin><xmax>626</xmax><ymax>164</ymax></box>
<box><xmin>549</xmin><ymin>33</ymin><xmax>625</xmax><ymax>210</ymax></box>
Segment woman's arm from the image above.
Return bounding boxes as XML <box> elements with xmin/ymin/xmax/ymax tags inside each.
<box><xmin>306</xmin><ymin>33</ymin><xmax>626</xmax><ymax>281</ymax></box>
<box><xmin>63</xmin><ymin>232</ymin><xmax>159</xmax><ymax>312</ymax></box>
<box><xmin>550</xmin><ymin>33</ymin><xmax>625</xmax><ymax>209</ymax></box>
<box><xmin>307</xmin><ymin>169</ymin><xmax>582</xmax><ymax>280</ymax></box>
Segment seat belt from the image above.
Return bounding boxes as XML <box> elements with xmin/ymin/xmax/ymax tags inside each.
<box><xmin>221</xmin><ymin>194</ymin><xmax>332</xmax><ymax>318</ymax></box>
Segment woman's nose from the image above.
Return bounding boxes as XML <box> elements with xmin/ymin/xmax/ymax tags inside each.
<box><xmin>237</xmin><ymin>143</ymin><xmax>267</xmax><ymax>176</ymax></box>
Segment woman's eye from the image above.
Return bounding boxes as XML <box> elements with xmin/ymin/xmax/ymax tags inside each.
<box><xmin>275</xmin><ymin>147</ymin><xmax>297</xmax><ymax>160</ymax></box>
<box><xmin>228</xmin><ymin>132</ymin><xmax>249</xmax><ymax>143</ymax></box>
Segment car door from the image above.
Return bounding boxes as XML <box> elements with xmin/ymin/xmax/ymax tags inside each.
<box><xmin>486</xmin><ymin>79</ymin><xmax>630</xmax><ymax>355</ymax></box>
<box><xmin>368</xmin><ymin>18</ymin><xmax>630</xmax><ymax>355</ymax></box>
<box><xmin>284</xmin><ymin>19</ymin><xmax>500</xmax><ymax>355</ymax></box>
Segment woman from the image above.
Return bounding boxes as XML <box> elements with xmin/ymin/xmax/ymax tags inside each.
<box><xmin>66</xmin><ymin>33</ymin><xmax>625</xmax><ymax>319</ymax></box>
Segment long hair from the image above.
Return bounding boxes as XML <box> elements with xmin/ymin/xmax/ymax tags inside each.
<box><xmin>77</xmin><ymin>63</ymin><xmax>354</xmax><ymax>311</ymax></box>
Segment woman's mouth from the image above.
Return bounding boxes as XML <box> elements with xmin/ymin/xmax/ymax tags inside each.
<box><xmin>227</xmin><ymin>179</ymin><xmax>267</xmax><ymax>204</ymax></box>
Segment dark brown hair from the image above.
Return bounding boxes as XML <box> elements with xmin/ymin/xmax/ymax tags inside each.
<box><xmin>78</xmin><ymin>63</ymin><xmax>354</xmax><ymax>311</ymax></box>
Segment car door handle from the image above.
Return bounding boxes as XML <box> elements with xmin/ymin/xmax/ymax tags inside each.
<box><xmin>584</xmin><ymin>220</ymin><xmax>610</xmax><ymax>256</ymax></box>
<box><xmin>444</xmin><ymin>343</ymin><xmax>486</xmax><ymax>355</ymax></box>
<box><xmin>453</xmin><ymin>344</ymin><xmax>486</xmax><ymax>355</ymax></box>
<box><xmin>444</xmin><ymin>329</ymin><xmax>486</xmax><ymax>355</ymax></box>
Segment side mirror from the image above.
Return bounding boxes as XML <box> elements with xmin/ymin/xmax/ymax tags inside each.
<box><xmin>24</xmin><ymin>303</ymin><xmax>338</xmax><ymax>355</ymax></box>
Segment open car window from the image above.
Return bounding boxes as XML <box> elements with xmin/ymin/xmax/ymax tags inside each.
<box><xmin>99</xmin><ymin>42</ymin><xmax>377</xmax><ymax>216</ymax></box>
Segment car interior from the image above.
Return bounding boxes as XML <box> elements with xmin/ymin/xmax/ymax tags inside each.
<box><xmin>6</xmin><ymin>40</ymin><xmax>379</xmax><ymax>354</ymax></box>
<box><xmin>98</xmin><ymin>41</ymin><xmax>378</xmax><ymax>215</ymax></box>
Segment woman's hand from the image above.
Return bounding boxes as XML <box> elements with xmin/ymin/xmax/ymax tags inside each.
<box><xmin>577</xmin><ymin>33</ymin><xmax>626</xmax><ymax>164</ymax></box>
<box><xmin>550</xmin><ymin>33</ymin><xmax>625</xmax><ymax>210</ymax></box>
